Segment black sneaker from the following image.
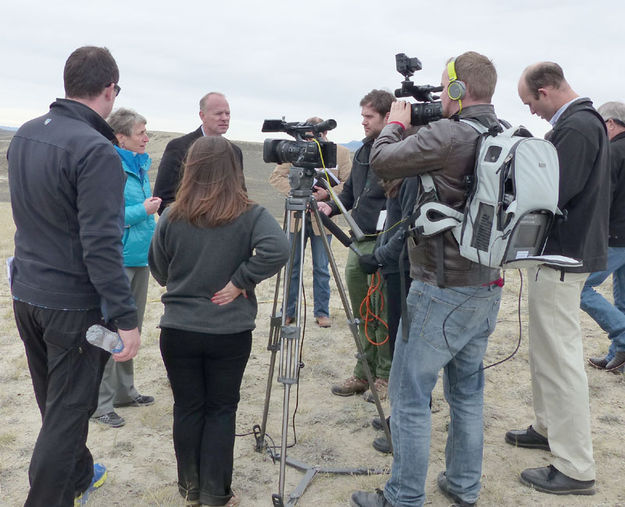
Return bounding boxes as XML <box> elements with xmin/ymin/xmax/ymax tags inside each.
<box><xmin>350</xmin><ymin>489</ymin><xmax>393</xmax><ymax>507</ymax></box>
<box><xmin>372</xmin><ymin>435</ymin><xmax>392</xmax><ymax>454</ymax></box>
<box><xmin>588</xmin><ymin>356</ymin><xmax>608</xmax><ymax>369</ymax></box>
<box><xmin>437</xmin><ymin>471</ymin><xmax>476</xmax><ymax>506</ymax></box>
<box><xmin>114</xmin><ymin>395</ymin><xmax>155</xmax><ymax>408</ymax></box>
<box><xmin>371</xmin><ymin>416</ymin><xmax>390</xmax><ymax>431</ymax></box>
<box><xmin>91</xmin><ymin>411</ymin><xmax>125</xmax><ymax>428</ymax></box>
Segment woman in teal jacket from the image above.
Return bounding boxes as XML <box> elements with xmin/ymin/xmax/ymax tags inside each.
<box><xmin>92</xmin><ymin>108</ymin><xmax>161</xmax><ymax>428</ymax></box>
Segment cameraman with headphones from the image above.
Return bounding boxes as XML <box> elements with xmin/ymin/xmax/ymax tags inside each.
<box><xmin>350</xmin><ymin>52</ymin><xmax>503</xmax><ymax>507</ymax></box>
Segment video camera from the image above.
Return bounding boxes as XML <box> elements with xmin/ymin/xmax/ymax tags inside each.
<box><xmin>262</xmin><ymin>119</ymin><xmax>338</xmax><ymax>170</ymax></box>
<box><xmin>394</xmin><ymin>53</ymin><xmax>443</xmax><ymax>125</ymax></box>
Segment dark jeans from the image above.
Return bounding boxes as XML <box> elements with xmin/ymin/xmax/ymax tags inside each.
<box><xmin>13</xmin><ymin>300</ymin><xmax>109</xmax><ymax>507</ymax></box>
<box><xmin>384</xmin><ymin>271</ymin><xmax>412</xmax><ymax>359</ymax></box>
<box><xmin>160</xmin><ymin>327</ymin><xmax>252</xmax><ymax>506</ymax></box>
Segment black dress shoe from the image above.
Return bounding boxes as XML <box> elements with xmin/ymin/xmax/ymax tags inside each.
<box><xmin>372</xmin><ymin>435</ymin><xmax>392</xmax><ymax>454</ymax></box>
<box><xmin>437</xmin><ymin>472</ymin><xmax>476</xmax><ymax>506</ymax></box>
<box><xmin>605</xmin><ymin>350</ymin><xmax>625</xmax><ymax>371</ymax></box>
<box><xmin>505</xmin><ymin>425</ymin><xmax>550</xmax><ymax>451</ymax></box>
<box><xmin>350</xmin><ymin>489</ymin><xmax>394</xmax><ymax>507</ymax></box>
<box><xmin>520</xmin><ymin>465</ymin><xmax>595</xmax><ymax>495</ymax></box>
<box><xmin>588</xmin><ymin>356</ymin><xmax>608</xmax><ymax>369</ymax></box>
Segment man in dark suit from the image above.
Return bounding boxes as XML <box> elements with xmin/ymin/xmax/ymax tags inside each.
<box><xmin>153</xmin><ymin>92</ymin><xmax>243</xmax><ymax>213</ymax></box>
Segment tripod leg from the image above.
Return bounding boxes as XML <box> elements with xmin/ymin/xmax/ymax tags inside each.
<box><xmin>276</xmin><ymin>208</ymin><xmax>309</xmax><ymax>500</ymax></box>
<box><xmin>310</xmin><ymin>201</ymin><xmax>393</xmax><ymax>452</ymax></box>
<box><xmin>256</xmin><ymin>206</ymin><xmax>303</xmax><ymax>452</ymax></box>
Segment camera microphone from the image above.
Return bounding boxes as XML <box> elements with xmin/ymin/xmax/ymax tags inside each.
<box><xmin>312</xmin><ymin>119</ymin><xmax>337</xmax><ymax>133</ymax></box>
<box><xmin>318</xmin><ymin>213</ymin><xmax>361</xmax><ymax>256</ymax></box>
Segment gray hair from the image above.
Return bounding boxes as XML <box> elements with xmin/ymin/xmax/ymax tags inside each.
<box><xmin>107</xmin><ymin>108</ymin><xmax>147</xmax><ymax>136</ymax></box>
<box><xmin>199</xmin><ymin>92</ymin><xmax>226</xmax><ymax>111</ymax></box>
<box><xmin>598</xmin><ymin>101</ymin><xmax>625</xmax><ymax>126</ymax></box>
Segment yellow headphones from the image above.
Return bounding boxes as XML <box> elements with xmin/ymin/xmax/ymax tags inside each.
<box><xmin>447</xmin><ymin>58</ymin><xmax>466</xmax><ymax>112</ymax></box>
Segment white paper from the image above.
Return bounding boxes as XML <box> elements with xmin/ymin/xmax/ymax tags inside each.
<box><xmin>6</xmin><ymin>256</ymin><xmax>13</xmax><ymax>285</ymax></box>
<box><xmin>376</xmin><ymin>210</ymin><xmax>387</xmax><ymax>231</ymax></box>
<box><xmin>503</xmin><ymin>254</ymin><xmax>583</xmax><ymax>269</ymax></box>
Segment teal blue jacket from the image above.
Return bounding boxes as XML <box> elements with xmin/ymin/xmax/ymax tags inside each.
<box><xmin>116</xmin><ymin>146</ymin><xmax>155</xmax><ymax>267</ymax></box>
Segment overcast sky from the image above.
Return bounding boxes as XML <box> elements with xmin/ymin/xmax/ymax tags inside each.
<box><xmin>2</xmin><ymin>1</ymin><xmax>623</xmax><ymax>143</ymax></box>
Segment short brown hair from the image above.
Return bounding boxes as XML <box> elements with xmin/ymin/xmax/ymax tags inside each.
<box><xmin>453</xmin><ymin>51</ymin><xmax>497</xmax><ymax>102</ymax></box>
<box><xmin>360</xmin><ymin>89</ymin><xmax>395</xmax><ymax>116</ymax></box>
<box><xmin>523</xmin><ymin>62</ymin><xmax>565</xmax><ymax>99</ymax></box>
<box><xmin>169</xmin><ymin>137</ymin><xmax>250</xmax><ymax>227</ymax></box>
<box><xmin>64</xmin><ymin>46</ymin><xmax>119</xmax><ymax>99</ymax></box>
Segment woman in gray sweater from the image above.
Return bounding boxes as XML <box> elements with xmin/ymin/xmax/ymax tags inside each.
<box><xmin>149</xmin><ymin>136</ymin><xmax>289</xmax><ymax>507</ymax></box>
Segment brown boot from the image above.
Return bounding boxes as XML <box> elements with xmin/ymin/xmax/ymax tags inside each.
<box><xmin>363</xmin><ymin>378</ymin><xmax>389</xmax><ymax>403</ymax></box>
<box><xmin>315</xmin><ymin>315</ymin><xmax>332</xmax><ymax>328</ymax></box>
<box><xmin>331</xmin><ymin>376</ymin><xmax>368</xmax><ymax>396</ymax></box>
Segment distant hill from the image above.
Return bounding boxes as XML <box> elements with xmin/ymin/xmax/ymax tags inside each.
<box><xmin>0</xmin><ymin>130</ymin><xmax>363</xmax><ymax>219</ymax></box>
<box><xmin>0</xmin><ymin>130</ymin><xmax>285</xmax><ymax>217</ymax></box>
<box><xmin>341</xmin><ymin>140</ymin><xmax>363</xmax><ymax>152</ymax></box>
<box><xmin>0</xmin><ymin>128</ymin><xmax>16</xmax><ymax>140</ymax></box>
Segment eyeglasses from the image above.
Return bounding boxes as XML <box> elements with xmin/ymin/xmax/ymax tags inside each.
<box><xmin>107</xmin><ymin>82</ymin><xmax>121</xmax><ymax>97</ymax></box>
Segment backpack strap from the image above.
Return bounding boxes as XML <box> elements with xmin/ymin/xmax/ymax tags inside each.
<box><xmin>412</xmin><ymin>174</ymin><xmax>463</xmax><ymax>237</ymax></box>
<box><xmin>460</xmin><ymin>117</ymin><xmax>507</xmax><ymax>137</ymax></box>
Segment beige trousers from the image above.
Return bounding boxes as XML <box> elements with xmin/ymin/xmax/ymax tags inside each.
<box><xmin>527</xmin><ymin>265</ymin><xmax>595</xmax><ymax>481</ymax></box>
<box><xmin>93</xmin><ymin>267</ymin><xmax>148</xmax><ymax>417</ymax></box>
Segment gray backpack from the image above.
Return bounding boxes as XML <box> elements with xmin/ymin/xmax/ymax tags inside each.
<box><xmin>412</xmin><ymin>119</ymin><xmax>561</xmax><ymax>268</ymax></box>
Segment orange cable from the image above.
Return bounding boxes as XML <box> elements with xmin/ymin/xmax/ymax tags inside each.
<box><xmin>359</xmin><ymin>271</ymin><xmax>389</xmax><ymax>346</ymax></box>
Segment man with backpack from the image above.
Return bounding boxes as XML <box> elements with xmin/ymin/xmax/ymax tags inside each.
<box><xmin>350</xmin><ymin>51</ymin><xmax>503</xmax><ymax>507</ymax></box>
<box><xmin>505</xmin><ymin>62</ymin><xmax>610</xmax><ymax>496</ymax></box>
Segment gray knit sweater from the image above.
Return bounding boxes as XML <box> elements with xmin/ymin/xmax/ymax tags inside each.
<box><xmin>149</xmin><ymin>204</ymin><xmax>289</xmax><ymax>334</ymax></box>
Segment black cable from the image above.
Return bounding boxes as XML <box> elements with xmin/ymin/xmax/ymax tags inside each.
<box><xmin>447</xmin><ymin>268</ymin><xmax>524</xmax><ymax>389</ymax></box>
<box><xmin>481</xmin><ymin>269</ymin><xmax>523</xmax><ymax>372</ymax></box>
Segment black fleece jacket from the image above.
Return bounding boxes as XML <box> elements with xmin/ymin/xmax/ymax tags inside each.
<box><xmin>545</xmin><ymin>98</ymin><xmax>610</xmax><ymax>273</ymax></box>
<box><xmin>328</xmin><ymin>138</ymin><xmax>386</xmax><ymax>236</ymax></box>
<box><xmin>153</xmin><ymin>127</ymin><xmax>243</xmax><ymax>214</ymax></box>
<box><xmin>608</xmin><ymin>132</ymin><xmax>625</xmax><ymax>246</ymax></box>
<box><xmin>8</xmin><ymin>99</ymin><xmax>138</xmax><ymax>329</ymax></box>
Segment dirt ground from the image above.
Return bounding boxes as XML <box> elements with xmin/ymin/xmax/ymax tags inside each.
<box><xmin>0</xmin><ymin>198</ymin><xmax>624</xmax><ymax>507</ymax></box>
<box><xmin>0</xmin><ymin>126</ymin><xmax>624</xmax><ymax>505</ymax></box>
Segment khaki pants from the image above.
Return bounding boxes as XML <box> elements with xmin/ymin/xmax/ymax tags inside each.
<box><xmin>93</xmin><ymin>266</ymin><xmax>148</xmax><ymax>417</ymax></box>
<box><xmin>527</xmin><ymin>265</ymin><xmax>595</xmax><ymax>481</ymax></box>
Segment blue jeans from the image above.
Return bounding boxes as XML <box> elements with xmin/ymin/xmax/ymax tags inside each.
<box><xmin>384</xmin><ymin>280</ymin><xmax>501</xmax><ymax>507</ymax></box>
<box><xmin>286</xmin><ymin>226</ymin><xmax>331</xmax><ymax>319</ymax></box>
<box><xmin>580</xmin><ymin>246</ymin><xmax>625</xmax><ymax>361</ymax></box>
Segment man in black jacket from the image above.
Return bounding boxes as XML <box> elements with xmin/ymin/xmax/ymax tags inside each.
<box><xmin>153</xmin><ymin>92</ymin><xmax>243</xmax><ymax>214</ymax></box>
<box><xmin>8</xmin><ymin>46</ymin><xmax>140</xmax><ymax>506</ymax></box>
<box><xmin>506</xmin><ymin>62</ymin><xmax>609</xmax><ymax>496</ymax></box>
<box><xmin>581</xmin><ymin>101</ymin><xmax>625</xmax><ymax>372</ymax></box>
<box><xmin>318</xmin><ymin>89</ymin><xmax>393</xmax><ymax>402</ymax></box>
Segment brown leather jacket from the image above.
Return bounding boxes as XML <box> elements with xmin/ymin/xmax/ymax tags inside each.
<box><xmin>371</xmin><ymin>104</ymin><xmax>500</xmax><ymax>287</ymax></box>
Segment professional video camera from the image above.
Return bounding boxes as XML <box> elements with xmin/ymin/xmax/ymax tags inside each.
<box><xmin>394</xmin><ymin>53</ymin><xmax>444</xmax><ymax>125</ymax></box>
<box><xmin>262</xmin><ymin>118</ymin><xmax>338</xmax><ymax>169</ymax></box>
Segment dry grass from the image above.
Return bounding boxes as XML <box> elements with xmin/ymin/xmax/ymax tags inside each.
<box><xmin>1</xmin><ymin>192</ymin><xmax>625</xmax><ymax>506</ymax></box>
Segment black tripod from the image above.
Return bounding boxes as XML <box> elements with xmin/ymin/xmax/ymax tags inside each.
<box><xmin>253</xmin><ymin>165</ymin><xmax>392</xmax><ymax>507</ymax></box>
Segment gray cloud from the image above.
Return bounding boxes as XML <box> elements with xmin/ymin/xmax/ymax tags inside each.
<box><xmin>1</xmin><ymin>1</ymin><xmax>623</xmax><ymax>143</ymax></box>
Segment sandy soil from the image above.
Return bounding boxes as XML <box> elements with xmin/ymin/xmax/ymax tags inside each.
<box><xmin>0</xmin><ymin>150</ymin><xmax>624</xmax><ymax>505</ymax></box>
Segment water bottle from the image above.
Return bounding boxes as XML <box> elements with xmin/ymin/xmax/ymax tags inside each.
<box><xmin>86</xmin><ymin>324</ymin><xmax>124</xmax><ymax>353</ymax></box>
